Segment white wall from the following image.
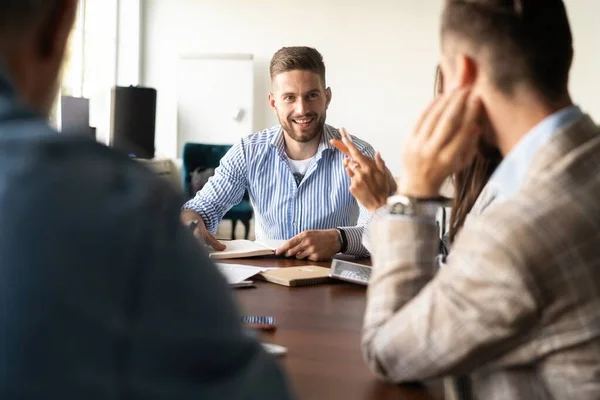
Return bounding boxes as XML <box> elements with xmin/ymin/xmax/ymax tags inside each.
<box><xmin>117</xmin><ymin>0</ymin><xmax>142</xmax><ymax>86</ymax></box>
<box><xmin>566</xmin><ymin>1</ymin><xmax>600</xmax><ymax>124</ymax></box>
<box><xmin>142</xmin><ymin>0</ymin><xmax>600</xmax><ymax>174</ymax></box>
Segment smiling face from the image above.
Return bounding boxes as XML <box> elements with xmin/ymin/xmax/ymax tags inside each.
<box><xmin>269</xmin><ymin>69</ymin><xmax>332</xmax><ymax>144</ymax></box>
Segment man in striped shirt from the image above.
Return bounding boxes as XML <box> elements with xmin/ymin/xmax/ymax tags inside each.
<box><xmin>182</xmin><ymin>46</ymin><xmax>386</xmax><ymax>260</ymax></box>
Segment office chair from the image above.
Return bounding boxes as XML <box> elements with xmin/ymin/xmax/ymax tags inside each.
<box><xmin>182</xmin><ymin>143</ymin><xmax>253</xmax><ymax>240</ymax></box>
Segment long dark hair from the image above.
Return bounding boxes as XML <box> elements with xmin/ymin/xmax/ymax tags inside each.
<box><xmin>434</xmin><ymin>66</ymin><xmax>501</xmax><ymax>242</ymax></box>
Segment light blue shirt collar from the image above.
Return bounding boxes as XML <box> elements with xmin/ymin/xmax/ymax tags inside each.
<box><xmin>488</xmin><ymin>105</ymin><xmax>582</xmax><ymax>201</ymax></box>
<box><xmin>270</xmin><ymin>124</ymin><xmax>337</xmax><ymax>161</ymax></box>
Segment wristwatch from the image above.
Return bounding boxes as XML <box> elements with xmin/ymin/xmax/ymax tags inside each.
<box><xmin>336</xmin><ymin>228</ymin><xmax>348</xmax><ymax>253</ymax></box>
<box><xmin>386</xmin><ymin>195</ymin><xmax>451</xmax><ymax>218</ymax></box>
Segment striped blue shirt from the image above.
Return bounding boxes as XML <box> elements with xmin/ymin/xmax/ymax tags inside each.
<box><xmin>183</xmin><ymin>124</ymin><xmax>375</xmax><ymax>256</ymax></box>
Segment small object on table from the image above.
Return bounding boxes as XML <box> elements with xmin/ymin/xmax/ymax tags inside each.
<box><xmin>329</xmin><ymin>258</ymin><xmax>372</xmax><ymax>286</ymax></box>
<box><xmin>230</xmin><ymin>280</ymin><xmax>255</xmax><ymax>289</ymax></box>
<box><xmin>242</xmin><ymin>315</ymin><xmax>277</xmax><ymax>331</ymax></box>
<box><xmin>261</xmin><ymin>342</ymin><xmax>287</xmax><ymax>357</ymax></box>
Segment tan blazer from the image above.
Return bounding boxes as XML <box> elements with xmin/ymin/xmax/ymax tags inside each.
<box><xmin>362</xmin><ymin>114</ymin><xmax>600</xmax><ymax>400</ymax></box>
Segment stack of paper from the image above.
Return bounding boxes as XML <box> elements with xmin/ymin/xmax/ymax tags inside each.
<box><xmin>215</xmin><ymin>263</ymin><xmax>278</xmax><ymax>285</ymax></box>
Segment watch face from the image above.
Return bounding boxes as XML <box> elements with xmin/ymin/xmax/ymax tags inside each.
<box><xmin>389</xmin><ymin>202</ymin><xmax>416</xmax><ymax>216</ymax></box>
<box><xmin>386</xmin><ymin>193</ymin><xmax>445</xmax><ymax>219</ymax></box>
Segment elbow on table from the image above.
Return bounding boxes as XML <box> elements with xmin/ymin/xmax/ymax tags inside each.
<box><xmin>361</xmin><ymin>331</ymin><xmax>428</xmax><ymax>384</ymax></box>
<box><xmin>361</xmin><ymin>331</ymin><xmax>402</xmax><ymax>383</ymax></box>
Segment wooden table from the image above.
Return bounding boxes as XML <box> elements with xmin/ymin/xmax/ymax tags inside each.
<box><xmin>224</xmin><ymin>257</ymin><xmax>443</xmax><ymax>400</ymax></box>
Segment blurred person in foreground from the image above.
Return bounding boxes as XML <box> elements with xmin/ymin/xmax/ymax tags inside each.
<box><xmin>0</xmin><ymin>1</ymin><xmax>293</xmax><ymax>398</ymax></box>
<box><xmin>345</xmin><ymin>1</ymin><xmax>600</xmax><ymax>399</ymax></box>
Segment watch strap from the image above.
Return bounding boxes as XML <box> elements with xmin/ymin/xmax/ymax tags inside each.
<box><xmin>336</xmin><ymin>228</ymin><xmax>348</xmax><ymax>253</ymax></box>
<box><xmin>386</xmin><ymin>195</ymin><xmax>450</xmax><ymax>218</ymax></box>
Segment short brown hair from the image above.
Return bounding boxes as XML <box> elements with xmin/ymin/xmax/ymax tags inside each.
<box><xmin>269</xmin><ymin>46</ymin><xmax>326</xmax><ymax>85</ymax></box>
<box><xmin>442</xmin><ymin>0</ymin><xmax>573</xmax><ymax>102</ymax></box>
<box><xmin>0</xmin><ymin>0</ymin><xmax>62</xmax><ymax>37</ymax></box>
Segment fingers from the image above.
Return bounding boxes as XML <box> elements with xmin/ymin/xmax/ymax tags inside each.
<box><xmin>339</xmin><ymin>127</ymin><xmax>353</xmax><ymax>143</ymax></box>
<box><xmin>343</xmin><ymin>157</ymin><xmax>356</xmax><ymax>178</ymax></box>
<box><xmin>345</xmin><ymin>166</ymin><xmax>355</xmax><ymax>178</ymax></box>
<box><xmin>414</xmin><ymin>97</ymin><xmax>439</xmax><ymax>134</ymax></box>
<box><xmin>184</xmin><ymin>214</ymin><xmax>226</xmax><ymax>251</ymax></box>
<box><xmin>374</xmin><ymin>152</ymin><xmax>386</xmax><ymax>172</ymax></box>
<box><xmin>275</xmin><ymin>235</ymin><xmax>302</xmax><ymax>256</ymax></box>
<box><xmin>375</xmin><ymin>153</ymin><xmax>397</xmax><ymax>195</ymax></box>
<box><xmin>440</xmin><ymin>95</ymin><xmax>483</xmax><ymax>169</ymax></box>
<box><xmin>428</xmin><ymin>88</ymin><xmax>470</xmax><ymax>149</ymax></box>
<box><xmin>296</xmin><ymin>249</ymin><xmax>323</xmax><ymax>261</ymax></box>
<box><xmin>277</xmin><ymin>232</ymin><xmax>316</xmax><ymax>259</ymax></box>
<box><xmin>181</xmin><ymin>210</ymin><xmax>202</xmax><ymax>225</ymax></box>
<box><xmin>416</xmin><ymin>89</ymin><xmax>461</xmax><ymax>140</ymax></box>
<box><xmin>330</xmin><ymin>139</ymin><xmax>350</xmax><ymax>156</ymax></box>
<box><xmin>204</xmin><ymin>231</ymin><xmax>226</xmax><ymax>251</ymax></box>
<box><xmin>344</xmin><ymin>157</ymin><xmax>364</xmax><ymax>173</ymax></box>
<box><xmin>295</xmin><ymin>248</ymin><xmax>313</xmax><ymax>260</ymax></box>
<box><xmin>286</xmin><ymin>240</ymin><xmax>306</xmax><ymax>258</ymax></box>
<box><xmin>340</xmin><ymin>128</ymin><xmax>369</xmax><ymax>164</ymax></box>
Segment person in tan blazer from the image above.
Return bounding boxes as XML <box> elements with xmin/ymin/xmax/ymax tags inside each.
<box><xmin>339</xmin><ymin>1</ymin><xmax>600</xmax><ymax>399</ymax></box>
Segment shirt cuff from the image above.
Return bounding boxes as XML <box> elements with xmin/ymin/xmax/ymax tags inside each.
<box><xmin>363</xmin><ymin>208</ymin><xmax>437</xmax><ymax>254</ymax></box>
<box><xmin>368</xmin><ymin>211</ymin><xmax>438</xmax><ymax>275</ymax></box>
<box><xmin>340</xmin><ymin>226</ymin><xmax>370</xmax><ymax>257</ymax></box>
<box><xmin>182</xmin><ymin>199</ymin><xmax>218</xmax><ymax>234</ymax></box>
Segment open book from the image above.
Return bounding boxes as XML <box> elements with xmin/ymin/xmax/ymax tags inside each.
<box><xmin>208</xmin><ymin>240</ymin><xmax>287</xmax><ymax>260</ymax></box>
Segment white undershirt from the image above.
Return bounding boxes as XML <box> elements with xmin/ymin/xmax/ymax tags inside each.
<box><xmin>287</xmin><ymin>156</ymin><xmax>314</xmax><ymax>176</ymax></box>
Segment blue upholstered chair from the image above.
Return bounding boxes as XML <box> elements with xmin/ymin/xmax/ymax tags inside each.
<box><xmin>182</xmin><ymin>143</ymin><xmax>253</xmax><ymax>240</ymax></box>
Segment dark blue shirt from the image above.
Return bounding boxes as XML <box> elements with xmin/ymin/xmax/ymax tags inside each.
<box><xmin>0</xmin><ymin>66</ymin><xmax>293</xmax><ymax>399</ymax></box>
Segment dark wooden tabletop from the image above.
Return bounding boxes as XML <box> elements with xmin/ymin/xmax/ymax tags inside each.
<box><xmin>223</xmin><ymin>256</ymin><xmax>443</xmax><ymax>400</ymax></box>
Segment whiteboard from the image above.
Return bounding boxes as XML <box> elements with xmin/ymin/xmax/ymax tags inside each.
<box><xmin>176</xmin><ymin>54</ymin><xmax>254</xmax><ymax>155</ymax></box>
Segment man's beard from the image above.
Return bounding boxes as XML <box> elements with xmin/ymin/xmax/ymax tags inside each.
<box><xmin>278</xmin><ymin>111</ymin><xmax>326</xmax><ymax>143</ymax></box>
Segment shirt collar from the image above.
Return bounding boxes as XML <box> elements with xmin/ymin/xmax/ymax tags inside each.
<box><xmin>270</xmin><ymin>124</ymin><xmax>336</xmax><ymax>160</ymax></box>
<box><xmin>488</xmin><ymin>105</ymin><xmax>583</xmax><ymax>201</ymax></box>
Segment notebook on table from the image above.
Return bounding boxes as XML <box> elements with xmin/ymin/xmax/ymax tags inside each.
<box><xmin>259</xmin><ymin>266</ymin><xmax>331</xmax><ymax>287</ymax></box>
<box><xmin>208</xmin><ymin>240</ymin><xmax>286</xmax><ymax>260</ymax></box>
